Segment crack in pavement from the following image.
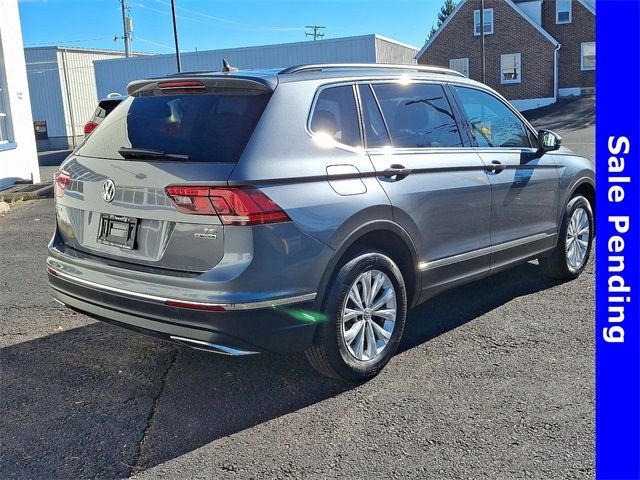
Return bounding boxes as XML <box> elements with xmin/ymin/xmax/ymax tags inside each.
<box><xmin>130</xmin><ymin>346</ymin><xmax>179</xmax><ymax>477</ymax></box>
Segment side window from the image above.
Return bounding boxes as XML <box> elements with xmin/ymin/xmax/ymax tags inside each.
<box><xmin>453</xmin><ymin>86</ymin><xmax>531</xmax><ymax>148</ymax></box>
<box><xmin>358</xmin><ymin>84</ymin><xmax>391</xmax><ymax>148</ymax></box>
<box><xmin>372</xmin><ymin>82</ymin><xmax>463</xmax><ymax>148</ymax></box>
<box><xmin>310</xmin><ymin>85</ymin><xmax>360</xmax><ymax>147</ymax></box>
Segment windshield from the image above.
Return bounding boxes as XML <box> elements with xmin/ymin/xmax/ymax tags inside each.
<box><xmin>76</xmin><ymin>88</ymin><xmax>271</xmax><ymax>162</ymax></box>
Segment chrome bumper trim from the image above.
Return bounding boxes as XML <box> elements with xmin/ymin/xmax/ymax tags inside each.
<box><xmin>47</xmin><ymin>267</ymin><xmax>316</xmax><ymax>311</ymax></box>
<box><xmin>169</xmin><ymin>336</ymin><xmax>258</xmax><ymax>355</ymax></box>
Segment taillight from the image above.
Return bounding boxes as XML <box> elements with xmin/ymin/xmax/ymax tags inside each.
<box><xmin>84</xmin><ymin>121</ymin><xmax>98</xmax><ymax>136</ymax></box>
<box><xmin>54</xmin><ymin>171</ymin><xmax>71</xmax><ymax>197</ymax></box>
<box><xmin>165</xmin><ymin>186</ymin><xmax>290</xmax><ymax>226</ymax></box>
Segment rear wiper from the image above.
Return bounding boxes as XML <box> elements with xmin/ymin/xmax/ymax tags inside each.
<box><xmin>117</xmin><ymin>147</ymin><xmax>190</xmax><ymax>160</ymax></box>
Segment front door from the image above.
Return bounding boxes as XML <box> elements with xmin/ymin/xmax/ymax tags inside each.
<box><xmin>452</xmin><ymin>86</ymin><xmax>561</xmax><ymax>269</ymax></box>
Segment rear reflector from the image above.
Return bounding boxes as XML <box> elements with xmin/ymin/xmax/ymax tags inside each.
<box><xmin>54</xmin><ymin>171</ymin><xmax>71</xmax><ymax>197</ymax></box>
<box><xmin>83</xmin><ymin>121</ymin><xmax>98</xmax><ymax>136</ymax></box>
<box><xmin>165</xmin><ymin>186</ymin><xmax>290</xmax><ymax>226</ymax></box>
<box><xmin>165</xmin><ymin>299</ymin><xmax>225</xmax><ymax>311</ymax></box>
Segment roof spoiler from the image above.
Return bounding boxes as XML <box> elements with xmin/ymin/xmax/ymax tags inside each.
<box><xmin>126</xmin><ymin>76</ymin><xmax>274</xmax><ymax>96</ymax></box>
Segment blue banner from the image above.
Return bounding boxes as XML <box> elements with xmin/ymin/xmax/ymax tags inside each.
<box><xmin>596</xmin><ymin>1</ymin><xmax>640</xmax><ymax>478</ymax></box>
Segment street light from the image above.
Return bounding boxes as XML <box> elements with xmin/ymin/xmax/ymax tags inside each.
<box><xmin>170</xmin><ymin>0</ymin><xmax>181</xmax><ymax>72</ymax></box>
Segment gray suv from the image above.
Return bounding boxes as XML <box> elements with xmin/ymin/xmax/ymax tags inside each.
<box><xmin>48</xmin><ymin>64</ymin><xmax>595</xmax><ymax>381</ymax></box>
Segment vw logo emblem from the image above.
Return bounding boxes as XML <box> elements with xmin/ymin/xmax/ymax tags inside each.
<box><xmin>101</xmin><ymin>179</ymin><xmax>116</xmax><ymax>203</ymax></box>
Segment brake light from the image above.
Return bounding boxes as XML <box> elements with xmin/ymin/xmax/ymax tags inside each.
<box><xmin>165</xmin><ymin>186</ymin><xmax>290</xmax><ymax>225</ymax></box>
<box><xmin>158</xmin><ymin>80</ymin><xmax>204</xmax><ymax>88</ymax></box>
<box><xmin>54</xmin><ymin>171</ymin><xmax>71</xmax><ymax>197</ymax></box>
<box><xmin>84</xmin><ymin>121</ymin><xmax>98</xmax><ymax>135</ymax></box>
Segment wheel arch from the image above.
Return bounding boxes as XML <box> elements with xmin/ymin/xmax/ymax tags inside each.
<box><xmin>313</xmin><ymin>221</ymin><xmax>421</xmax><ymax>312</ymax></box>
<box><xmin>566</xmin><ymin>176</ymin><xmax>596</xmax><ymax>234</ymax></box>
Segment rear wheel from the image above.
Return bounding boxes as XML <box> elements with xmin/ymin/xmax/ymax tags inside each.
<box><xmin>306</xmin><ymin>250</ymin><xmax>407</xmax><ymax>382</ymax></box>
<box><xmin>539</xmin><ymin>195</ymin><xmax>593</xmax><ymax>279</ymax></box>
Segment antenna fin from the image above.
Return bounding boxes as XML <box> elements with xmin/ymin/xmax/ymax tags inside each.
<box><xmin>222</xmin><ymin>59</ymin><xmax>238</xmax><ymax>73</ymax></box>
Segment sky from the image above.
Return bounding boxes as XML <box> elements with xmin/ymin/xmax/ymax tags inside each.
<box><xmin>18</xmin><ymin>0</ymin><xmax>444</xmax><ymax>55</ymax></box>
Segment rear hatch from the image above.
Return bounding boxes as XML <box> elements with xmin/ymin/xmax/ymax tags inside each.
<box><xmin>55</xmin><ymin>76</ymin><xmax>273</xmax><ymax>273</ymax></box>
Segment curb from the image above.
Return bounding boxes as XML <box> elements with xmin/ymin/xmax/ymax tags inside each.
<box><xmin>0</xmin><ymin>182</ymin><xmax>53</xmax><ymax>202</ymax></box>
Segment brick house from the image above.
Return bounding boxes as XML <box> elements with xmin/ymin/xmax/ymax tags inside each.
<box><xmin>416</xmin><ymin>0</ymin><xmax>595</xmax><ymax>110</ymax></box>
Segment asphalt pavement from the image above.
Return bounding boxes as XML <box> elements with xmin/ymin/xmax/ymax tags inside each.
<box><xmin>1</xmin><ymin>104</ymin><xmax>595</xmax><ymax>479</ymax></box>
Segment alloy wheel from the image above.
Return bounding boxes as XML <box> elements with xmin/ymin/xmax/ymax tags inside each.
<box><xmin>565</xmin><ymin>206</ymin><xmax>590</xmax><ymax>269</ymax></box>
<box><xmin>341</xmin><ymin>269</ymin><xmax>397</xmax><ymax>361</ymax></box>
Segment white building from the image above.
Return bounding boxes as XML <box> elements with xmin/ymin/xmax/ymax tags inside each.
<box><xmin>95</xmin><ymin>34</ymin><xmax>419</xmax><ymax>98</ymax></box>
<box><xmin>25</xmin><ymin>47</ymin><xmax>128</xmax><ymax>151</ymax></box>
<box><xmin>0</xmin><ymin>0</ymin><xmax>39</xmax><ymax>188</ymax></box>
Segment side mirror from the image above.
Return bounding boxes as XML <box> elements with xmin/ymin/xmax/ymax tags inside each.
<box><xmin>537</xmin><ymin>129</ymin><xmax>562</xmax><ymax>155</ymax></box>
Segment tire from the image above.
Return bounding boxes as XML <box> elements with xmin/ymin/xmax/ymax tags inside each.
<box><xmin>305</xmin><ymin>250</ymin><xmax>407</xmax><ymax>382</ymax></box>
<box><xmin>539</xmin><ymin>195</ymin><xmax>594</xmax><ymax>280</ymax></box>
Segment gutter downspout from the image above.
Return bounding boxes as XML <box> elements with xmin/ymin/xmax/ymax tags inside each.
<box><xmin>553</xmin><ymin>42</ymin><xmax>561</xmax><ymax>102</ymax></box>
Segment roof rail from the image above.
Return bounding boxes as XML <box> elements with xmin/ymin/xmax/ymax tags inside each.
<box><xmin>279</xmin><ymin>63</ymin><xmax>466</xmax><ymax>78</ymax></box>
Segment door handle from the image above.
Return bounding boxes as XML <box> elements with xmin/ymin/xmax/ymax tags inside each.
<box><xmin>485</xmin><ymin>160</ymin><xmax>506</xmax><ymax>173</ymax></box>
<box><xmin>382</xmin><ymin>164</ymin><xmax>411</xmax><ymax>179</ymax></box>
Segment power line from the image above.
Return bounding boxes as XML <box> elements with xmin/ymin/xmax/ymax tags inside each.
<box><xmin>25</xmin><ymin>36</ymin><xmax>114</xmax><ymax>47</ymax></box>
<box><xmin>305</xmin><ymin>25</ymin><xmax>325</xmax><ymax>41</ymax></box>
<box><xmin>151</xmin><ymin>0</ymin><xmax>305</xmax><ymax>32</ymax></box>
<box><xmin>135</xmin><ymin>36</ymin><xmax>173</xmax><ymax>50</ymax></box>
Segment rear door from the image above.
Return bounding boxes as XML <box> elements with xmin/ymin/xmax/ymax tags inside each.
<box><xmin>360</xmin><ymin>81</ymin><xmax>492</xmax><ymax>293</ymax></box>
<box><xmin>451</xmin><ymin>85</ymin><xmax>561</xmax><ymax>269</ymax></box>
<box><xmin>55</xmin><ymin>78</ymin><xmax>272</xmax><ymax>272</ymax></box>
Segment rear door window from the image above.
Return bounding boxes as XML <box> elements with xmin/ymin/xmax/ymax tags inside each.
<box><xmin>76</xmin><ymin>88</ymin><xmax>271</xmax><ymax>162</ymax></box>
<box><xmin>309</xmin><ymin>85</ymin><xmax>361</xmax><ymax>147</ymax></box>
<box><xmin>372</xmin><ymin>83</ymin><xmax>463</xmax><ymax>148</ymax></box>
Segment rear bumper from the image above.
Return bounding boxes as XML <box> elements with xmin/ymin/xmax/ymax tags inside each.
<box><xmin>48</xmin><ymin>268</ymin><xmax>321</xmax><ymax>354</ymax></box>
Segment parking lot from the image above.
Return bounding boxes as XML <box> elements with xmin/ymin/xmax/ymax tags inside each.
<box><xmin>1</xmin><ymin>102</ymin><xmax>595</xmax><ymax>479</ymax></box>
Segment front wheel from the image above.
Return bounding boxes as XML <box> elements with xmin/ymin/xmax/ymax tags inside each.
<box><xmin>539</xmin><ymin>195</ymin><xmax>593</xmax><ymax>279</ymax></box>
<box><xmin>305</xmin><ymin>250</ymin><xmax>407</xmax><ymax>382</ymax></box>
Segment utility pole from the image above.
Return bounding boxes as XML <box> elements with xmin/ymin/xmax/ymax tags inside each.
<box><xmin>170</xmin><ymin>0</ymin><xmax>182</xmax><ymax>72</ymax></box>
<box><xmin>480</xmin><ymin>0</ymin><xmax>486</xmax><ymax>83</ymax></box>
<box><xmin>118</xmin><ymin>0</ymin><xmax>133</xmax><ymax>57</ymax></box>
<box><xmin>305</xmin><ymin>25</ymin><xmax>325</xmax><ymax>41</ymax></box>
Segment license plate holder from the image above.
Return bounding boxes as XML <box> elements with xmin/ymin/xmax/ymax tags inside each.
<box><xmin>98</xmin><ymin>214</ymin><xmax>138</xmax><ymax>250</ymax></box>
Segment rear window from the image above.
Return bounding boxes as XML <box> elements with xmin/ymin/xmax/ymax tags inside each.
<box><xmin>77</xmin><ymin>88</ymin><xmax>271</xmax><ymax>162</ymax></box>
<box><xmin>96</xmin><ymin>99</ymin><xmax>124</xmax><ymax>118</ymax></box>
<box><xmin>309</xmin><ymin>85</ymin><xmax>361</xmax><ymax>147</ymax></box>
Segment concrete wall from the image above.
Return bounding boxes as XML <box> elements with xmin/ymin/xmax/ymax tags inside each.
<box><xmin>374</xmin><ymin>36</ymin><xmax>418</xmax><ymax>64</ymax></box>
<box><xmin>0</xmin><ymin>0</ymin><xmax>39</xmax><ymax>188</ymax></box>
<box><xmin>95</xmin><ymin>34</ymin><xmax>418</xmax><ymax>98</ymax></box>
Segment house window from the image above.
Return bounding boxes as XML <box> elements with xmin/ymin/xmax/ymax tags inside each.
<box><xmin>501</xmin><ymin>53</ymin><xmax>522</xmax><ymax>84</ymax></box>
<box><xmin>0</xmin><ymin>38</ymin><xmax>12</xmax><ymax>145</ymax></box>
<box><xmin>581</xmin><ymin>42</ymin><xmax>595</xmax><ymax>70</ymax></box>
<box><xmin>556</xmin><ymin>0</ymin><xmax>572</xmax><ymax>24</ymax></box>
<box><xmin>449</xmin><ymin>58</ymin><xmax>469</xmax><ymax>77</ymax></box>
<box><xmin>474</xmin><ymin>9</ymin><xmax>494</xmax><ymax>35</ymax></box>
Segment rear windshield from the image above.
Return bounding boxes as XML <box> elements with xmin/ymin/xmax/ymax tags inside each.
<box><xmin>77</xmin><ymin>88</ymin><xmax>271</xmax><ymax>162</ymax></box>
